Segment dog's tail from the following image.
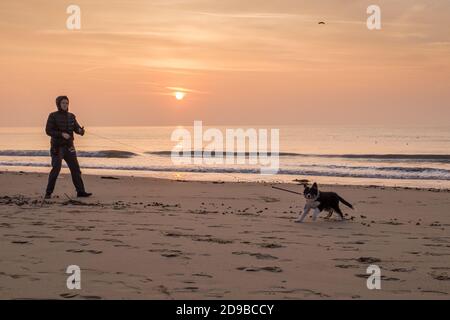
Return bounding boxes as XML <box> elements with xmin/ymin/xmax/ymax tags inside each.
<box><xmin>338</xmin><ymin>196</ymin><xmax>353</xmax><ymax>209</ymax></box>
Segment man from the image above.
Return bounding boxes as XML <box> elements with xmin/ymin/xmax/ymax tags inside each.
<box><xmin>45</xmin><ymin>96</ymin><xmax>92</xmax><ymax>199</ymax></box>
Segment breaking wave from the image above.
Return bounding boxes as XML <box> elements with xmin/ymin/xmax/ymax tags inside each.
<box><xmin>0</xmin><ymin>150</ymin><xmax>136</xmax><ymax>158</ymax></box>
<box><xmin>1</xmin><ymin>161</ymin><xmax>449</xmax><ymax>181</ymax></box>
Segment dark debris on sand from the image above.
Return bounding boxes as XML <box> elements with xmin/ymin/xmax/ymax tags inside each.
<box><xmin>0</xmin><ymin>195</ymin><xmax>32</xmax><ymax>206</ymax></box>
<box><xmin>62</xmin><ymin>199</ymin><xmax>103</xmax><ymax>206</ymax></box>
<box><xmin>356</xmin><ymin>257</ymin><xmax>381</xmax><ymax>264</ymax></box>
<box><xmin>429</xmin><ymin>272</ymin><xmax>450</xmax><ymax>281</ymax></box>
<box><xmin>145</xmin><ymin>202</ymin><xmax>180</xmax><ymax>209</ymax></box>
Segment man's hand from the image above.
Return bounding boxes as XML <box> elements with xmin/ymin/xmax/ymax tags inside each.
<box><xmin>62</xmin><ymin>132</ymin><xmax>71</xmax><ymax>140</ymax></box>
<box><xmin>78</xmin><ymin>126</ymin><xmax>85</xmax><ymax>136</ymax></box>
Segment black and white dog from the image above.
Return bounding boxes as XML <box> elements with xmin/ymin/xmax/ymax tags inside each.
<box><xmin>296</xmin><ymin>183</ymin><xmax>353</xmax><ymax>223</ymax></box>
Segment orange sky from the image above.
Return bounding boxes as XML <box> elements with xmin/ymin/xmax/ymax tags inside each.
<box><xmin>0</xmin><ymin>0</ymin><xmax>449</xmax><ymax>126</ymax></box>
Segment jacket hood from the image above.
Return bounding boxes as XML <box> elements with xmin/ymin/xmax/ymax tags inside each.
<box><xmin>56</xmin><ymin>96</ymin><xmax>69</xmax><ymax>112</ymax></box>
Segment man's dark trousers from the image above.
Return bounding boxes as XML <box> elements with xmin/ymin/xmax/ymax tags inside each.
<box><xmin>46</xmin><ymin>146</ymin><xmax>85</xmax><ymax>194</ymax></box>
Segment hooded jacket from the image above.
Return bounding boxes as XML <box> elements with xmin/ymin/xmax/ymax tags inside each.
<box><xmin>45</xmin><ymin>100</ymin><xmax>84</xmax><ymax>148</ymax></box>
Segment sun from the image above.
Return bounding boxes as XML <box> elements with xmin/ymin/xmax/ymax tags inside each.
<box><xmin>175</xmin><ymin>91</ymin><xmax>185</xmax><ymax>100</ymax></box>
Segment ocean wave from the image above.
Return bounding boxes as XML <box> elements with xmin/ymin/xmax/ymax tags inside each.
<box><xmin>298</xmin><ymin>163</ymin><xmax>448</xmax><ymax>174</ymax></box>
<box><xmin>1</xmin><ymin>161</ymin><xmax>449</xmax><ymax>181</ymax></box>
<box><xmin>0</xmin><ymin>150</ymin><xmax>136</xmax><ymax>158</ymax></box>
<box><xmin>306</xmin><ymin>154</ymin><xmax>450</xmax><ymax>161</ymax></box>
<box><xmin>146</xmin><ymin>151</ymin><xmax>450</xmax><ymax>162</ymax></box>
<box><xmin>2</xmin><ymin>149</ymin><xmax>450</xmax><ymax>163</ymax></box>
<box><xmin>147</xmin><ymin>151</ymin><xmax>285</xmax><ymax>156</ymax></box>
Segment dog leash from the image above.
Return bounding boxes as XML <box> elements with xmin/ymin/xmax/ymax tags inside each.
<box><xmin>271</xmin><ymin>185</ymin><xmax>303</xmax><ymax>195</ymax></box>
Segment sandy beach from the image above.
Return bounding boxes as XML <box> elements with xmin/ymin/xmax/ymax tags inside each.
<box><xmin>0</xmin><ymin>171</ymin><xmax>449</xmax><ymax>299</ymax></box>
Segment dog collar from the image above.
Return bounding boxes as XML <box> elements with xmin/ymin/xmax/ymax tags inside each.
<box><xmin>313</xmin><ymin>191</ymin><xmax>320</xmax><ymax>201</ymax></box>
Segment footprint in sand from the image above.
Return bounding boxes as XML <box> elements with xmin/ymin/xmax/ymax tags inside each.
<box><xmin>258</xmin><ymin>243</ymin><xmax>284</xmax><ymax>249</ymax></box>
<box><xmin>260</xmin><ymin>196</ymin><xmax>280</xmax><ymax>203</ymax></box>
<box><xmin>80</xmin><ymin>295</ymin><xmax>102</xmax><ymax>300</ymax></box>
<box><xmin>93</xmin><ymin>238</ymin><xmax>123</xmax><ymax>244</ymax></box>
<box><xmin>429</xmin><ymin>272</ymin><xmax>450</xmax><ymax>281</ymax></box>
<box><xmin>60</xmin><ymin>293</ymin><xmax>78</xmax><ymax>299</ymax></box>
<box><xmin>232</xmin><ymin>251</ymin><xmax>278</xmax><ymax>260</ymax></box>
<box><xmin>253</xmin><ymin>288</ymin><xmax>329</xmax><ymax>298</ymax></box>
<box><xmin>0</xmin><ymin>272</ymin><xmax>24</xmax><ymax>279</ymax></box>
<box><xmin>174</xmin><ymin>286</ymin><xmax>199</xmax><ymax>292</ymax></box>
<box><xmin>334</xmin><ymin>256</ymin><xmax>382</xmax><ymax>266</ymax></box>
<box><xmin>0</xmin><ymin>222</ymin><xmax>13</xmax><ymax>228</ymax></box>
<box><xmin>420</xmin><ymin>290</ymin><xmax>448</xmax><ymax>296</ymax></box>
<box><xmin>11</xmin><ymin>240</ymin><xmax>32</xmax><ymax>245</ymax></box>
<box><xmin>157</xmin><ymin>285</ymin><xmax>171</xmax><ymax>296</ymax></box>
<box><xmin>390</xmin><ymin>267</ymin><xmax>416</xmax><ymax>273</ymax></box>
<box><xmin>262</xmin><ymin>236</ymin><xmax>286</xmax><ymax>240</ymax></box>
<box><xmin>161</xmin><ymin>251</ymin><xmax>190</xmax><ymax>259</ymax></box>
<box><xmin>355</xmin><ymin>274</ymin><xmax>401</xmax><ymax>281</ymax></box>
<box><xmin>335</xmin><ymin>264</ymin><xmax>360</xmax><ymax>269</ymax></box>
<box><xmin>431</xmin><ymin>267</ymin><xmax>450</xmax><ymax>271</ymax></box>
<box><xmin>31</xmin><ymin>222</ymin><xmax>46</xmax><ymax>226</ymax></box>
<box><xmin>163</xmin><ymin>231</ymin><xmax>233</xmax><ymax>244</ymax></box>
<box><xmin>237</xmin><ymin>266</ymin><xmax>283</xmax><ymax>273</ymax></box>
<box><xmin>25</xmin><ymin>235</ymin><xmax>54</xmax><ymax>239</ymax></box>
<box><xmin>192</xmin><ymin>273</ymin><xmax>213</xmax><ymax>278</ymax></box>
<box><xmin>356</xmin><ymin>257</ymin><xmax>381</xmax><ymax>264</ymax></box>
<box><xmin>149</xmin><ymin>248</ymin><xmax>191</xmax><ymax>259</ymax></box>
<box><xmin>66</xmin><ymin>249</ymin><xmax>102</xmax><ymax>254</ymax></box>
<box><xmin>334</xmin><ymin>241</ymin><xmax>365</xmax><ymax>245</ymax></box>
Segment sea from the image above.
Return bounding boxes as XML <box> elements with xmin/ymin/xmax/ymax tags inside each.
<box><xmin>0</xmin><ymin>125</ymin><xmax>449</xmax><ymax>189</ymax></box>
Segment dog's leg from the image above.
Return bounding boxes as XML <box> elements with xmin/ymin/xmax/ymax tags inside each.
<box><xmin>295</xmin><ymin>205</ymin><xmax>310</xmax><ymax>223</ymax></box>
<box><xmin>312</xmin><ymin>208</ymin><xmax>321</xmax><ymax>221</ymax></box>
<box><xmin>335</xmin><ymin>206</ymin><xmax>345</xmax><ymax>221</ymax></box>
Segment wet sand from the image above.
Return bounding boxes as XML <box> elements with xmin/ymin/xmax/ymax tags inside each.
<box><xmin>0</xmin><ymin>171</ymin><xmax>449</xmax><ymax>299</ymax></box>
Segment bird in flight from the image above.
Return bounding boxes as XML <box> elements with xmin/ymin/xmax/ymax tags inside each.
<box><xmin>318</xmin><ymin>21</ymin><xmax>326</xmax><ymax>25</ymax></box>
